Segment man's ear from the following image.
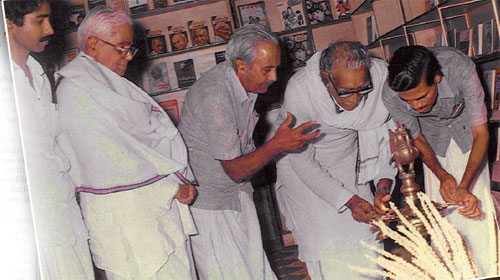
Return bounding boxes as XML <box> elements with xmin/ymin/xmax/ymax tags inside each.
<box><xmin>234</xmin><ymin>59</ymin><xmax>247</xmax><ymax>75</ymax></box>
<box><xmin>434</xmin><ymin>74</ymin><xmax>442</xmax><ymax>84</ymax></box>
<box><xmin>6</xmin><ymin>19</ymin><xmax>17</xmax><ymax>36</ymax></box>
<box><xmin>319</xmin><ymin>70</ymin><xmax>331</xmax><ymax>86</ymax></box>
<box><xmin>85</xmin><ymin>37</ymin><xmax>99</xmax><ymax>57</ymax></box>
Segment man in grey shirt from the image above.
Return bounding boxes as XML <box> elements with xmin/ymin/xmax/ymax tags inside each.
<box><xmin>382</xmin><ymin>45</ymin><xmax>497</xmax><ymax>277</ymax></box>
<box><xmin>178</xmin><ymin>24</ymin><xmax>319</xmax><ymax>279</ymax></box>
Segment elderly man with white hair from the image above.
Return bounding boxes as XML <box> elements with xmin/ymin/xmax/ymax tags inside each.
<box><xmin>56</xmin><ymin>6</ymin><xmax>197</xmax><ymax>279</ymax></box>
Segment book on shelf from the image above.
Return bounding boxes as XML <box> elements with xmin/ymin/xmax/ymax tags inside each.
<box><xmin>174</xmin><ymin>59</ymin><xmax>197</xmax><ymax>88</ymax></box>
<box><xmin>158</xmin><ymin>99</ymin><xmax>180</xmax><ymax>124</ymax></box>
<box><xmin>472</xmin><ymin>25</ymin><xmax>479</xmax><ymax>56</ymax></box>
<box><xmin>276</xmin><ymin>0</ymin><xmax>306</xmax><ymax>31</ymax></box>
<box><xmin>168</xmin><ymin>25</ymin><xmax>191</xmax><ymax>51</ymax></box>
<box><xmin>147</xmin><ymin>32</ymin><xmax>167</xmax><ymax>56</ymax></box>
<box><xmin>367</xmin><ymin>15</ymin><xmax>378</xmax><ymax>44</ymax></box>
<box><xmin>334</xmin><ymin>0</ymin><xmax>350</xmax><ymax>19</ymax></box>
<box><xmin>212</xmin><ymin>16</ymin><xmax>233</xmax><ymax>42</ymax></box>
<box><xmin>483</xmin><ymin>69</ymin><xmax>500</xmax><ymax>110</ymax></box>
<box><xmin>483</xmin><ymin>20</ymin><xmax>493</xmax><ymax>54</ymax></box>
<box><xmin>128</xmin><ymin>0</ymin><xmax>148</xmax><ymax>14</ymax></box>
<box><xmin>88</xmin><ymin>0</ymin><xmax>107</xmax><ymax>11</ymax></box>
<box><xmin>153</xmin><ymin>0</ymin><xmax>169</xmax><ymax>9</ymax></box>
<box><xmin>281</xmin><ymin>31</ymin><xmax>315</xmax><ymax>70</ymax></box>
<box><xmin>457</xmin><ymin>29</ymin><xmax>472</xmax><ymax>57</ymax></box>
<box><xmin>237</xmin><ymin>1</ymin><xmax>270</xmax><ymax>27</ymax></box>
<box><xmin>305</xmin><ymin>0</ymin><xmax>334</xmax><ymax>25</ymax></box>
<box><xmin>214</xmin><ymin>51</ymin><xmax>226</xmax><ymax>64</ymax></box>
<box><xmin>446</xmin><ymin>28</ymin><xmax>457</xmax><ymax>49</ymax></box>
<box><xmin>493</xmin><ymin>19</ymin><xmax>499</xmax><ymax>52</ymax></box>
<box><xmin>188</xmin><ymin>20</ymin><xmax>211</xmax><ymax>47</ymax></box>
<box><xmin>147</xmin><ymin>62</ymin><xmax>170</xmax><ymax>95</ymax></box>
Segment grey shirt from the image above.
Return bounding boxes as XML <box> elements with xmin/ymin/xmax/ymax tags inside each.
<box><xmin>382</xmin><ymin>47</ymin><xmax>487</xmax><ymax>157</ymax></box>
<box><xmin>179</xmin><ymin>61</ymin><xmax>258</xmax><ymax>211</ymax></box>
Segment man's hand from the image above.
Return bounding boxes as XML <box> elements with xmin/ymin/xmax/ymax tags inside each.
<box><xmin>439</xmin><ymin>173</ymin><xmax>458</xmax><ymax>203</ymax></box>
<box><xmin>374</xmin><ymin>189</ymin><xmax>391</xmax><ymax>215</ymax></box>
<box><xmin>455</xmin><ymin>188</ymin><xmax>482</xmax><ymax>218</ymax></box>
<box><xmin>346</xmin><ymin>195</ymin><xmax>373</xmax><ymax>223</ymax></box>
<box><xmin>270</xmin><ymin>112</ymin><xmax>320</xmax><ymax>153</ymax></box>
<box><xmin>174</xmin><ymin>184</ymin><xmax>196</xmax><ymax>205</ymax></box>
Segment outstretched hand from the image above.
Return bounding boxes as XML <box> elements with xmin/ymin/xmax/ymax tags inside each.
<box><xmin>270</xmin><ymin>112</ymin><xmax>320</xmax><ymax>153</ymax></box>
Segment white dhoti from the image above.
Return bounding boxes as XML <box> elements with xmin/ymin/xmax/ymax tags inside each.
<box><xmin>190</xmin><ymin>192</ymin><xmax>277</xmax><ymax>280</ymax></box>
<box><xmin>424</xmin><ymin>138</ymin><xmax>499</xmax><ymax>277</ymax></box>
<box><xmin>38</xmin><ymin>240</ymin><xmax>95</xmax><ymax>280</ymax></box>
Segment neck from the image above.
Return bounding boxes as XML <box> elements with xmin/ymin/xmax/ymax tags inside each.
<box><xmin>9</xmin><ymin>38</ymin><xmax>30</xmax><ymax>73</ymax></box>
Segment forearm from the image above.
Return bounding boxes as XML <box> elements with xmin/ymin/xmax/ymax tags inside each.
<box><xmin>288</xmin><ymin>149</ymin><xmax>354</xmax><ymax>210</ymax></box>
<box><xmin>414</xmin><ymin>134</ymin><xmax>449</xmax><ymax>180</ymax></box>
<box><xmin>221</xmin><ymin>139</ymin><xmax>280</xmax><ymax>181</ymax></box>
<box><xmin>459</xmin><ymin>123</ymin><xmax>489</xmax><ymax>190</ymax></box>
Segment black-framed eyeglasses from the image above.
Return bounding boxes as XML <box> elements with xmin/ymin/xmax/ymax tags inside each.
<box><xmin>95</xmin><ymin>37</ymin><xmax>138</xmax><ymax>58</ymax></box>
<box><xmin>327</xmin><ymin>71</ymin><xmax>373</xmax><ymax>98</ymax></box>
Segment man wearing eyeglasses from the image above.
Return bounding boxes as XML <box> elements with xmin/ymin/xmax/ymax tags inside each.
<box><xmin>5</xmin><ymin>1</ymin><xmax>95</xmax><ymax>278</ymax></box>
<box><xmin>274</xmin><ymin>41</ymin><xmax>397</xmax><ymax>279</ymax></box>
<box><xmin>55</xmin><ymin>6</ymin><xmax>197</xmax><ymax>279</ymax></box>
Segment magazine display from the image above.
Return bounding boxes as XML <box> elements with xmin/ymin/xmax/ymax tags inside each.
<box><xmin>237</xmin><ymin>1</ymin><xmax>270</xmax><ymax>27</ymax></box>
<box><xmin>147</xmin><ymin>62</ymin><xmax>170</xmax><ymax>95</ymax></box>
<box><xmin>188</xmin><ymin>20</ymin><xmax>211</xmax><ymax>47</ymax></box>
<box><xmin>147</xmin><ymin>33</ymin><xmax>167</xmax><ymax>56</ymax></box>
<box><xmin>281</xmin><ymin>31</ymin><xmax>315</xmax><ymax>69</ymax></box>
<box><xmin>305</xmin><ymin>0</ymin><xmax>334</xmax><ymax>25</ymax></box>
<box><xmin>158</xmin><ymin>99</ymin><xmax>180</xmax><ymax>124</ymax></box>
<box><xmin>334</xmin><ymin>0</ymin><xmax>350</xmax><ymax>18</ymax></box>
<box><xmin>212</xmin><ymin>16</ymin><xmax>233</xmax><ymax>42</ymax></box>
<box><xmin>214</xmin><ymin>51</ymin><xmax>226</xmax><ymax>64</ymax></box>
<box><xmin>168</xmin><ymin>25</ymin><xmax>191</xmax><ymax>51</ymax></box>
<box><xmin>174</xmin><ymin>59</ymin><xmax>197</xmax><ymax>88</ymax></box>
<box><xmin>276</xmin><ymin>0</ymin><xmax>306</xmax><ymax>31</ymax></box>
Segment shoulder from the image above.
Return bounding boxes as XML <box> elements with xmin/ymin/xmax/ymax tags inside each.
<box><xmin>431</xmin><ymin>47</ymin><xmax>475</xmax><ymax>71</ymax></box>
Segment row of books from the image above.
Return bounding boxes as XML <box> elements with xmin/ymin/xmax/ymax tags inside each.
<box><xmin>144</xmin><ymin>51</ymin><xmax>226</xmax><ymax>95</ymax></box>
<box><xmin>143</xmin><ymin>16</ymin><xmax>232</xmax><ymax>57</ymax></box>
<box><xmin>435</xmin><ymin>20</ymin><xmax>500</xmax><ymax>57</ymax></box>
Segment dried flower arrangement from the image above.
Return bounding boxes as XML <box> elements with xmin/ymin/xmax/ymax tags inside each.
<box><xmin>349</xmin><ymin>189</ymin><xmax>499</xmax><ymax>279</ymax></box>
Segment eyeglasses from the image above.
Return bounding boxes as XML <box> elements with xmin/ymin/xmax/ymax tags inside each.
<box><xmin>95</xmin><ymin>37</ymin><xmax>138</xmax><ymax>58</ymax></box>
<box><xmin>326</xmin><ymin>71</ymin><xmax>373</xmax><ymax>98</ymax></box>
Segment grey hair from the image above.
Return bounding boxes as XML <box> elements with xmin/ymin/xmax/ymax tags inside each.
<box><xmin>225</xmin><ymin>24</ymin><xmax>279</xmax><ymax>68</ymax></box>
<box><xmin>77</xmin><ymin>5</ymin><xmax>131</xmax><ymax>52</ymax></box>
<box><xmin>319</xmin><ymin>40</ymin><xmax>373</xmax><ymax>84</ymax></box>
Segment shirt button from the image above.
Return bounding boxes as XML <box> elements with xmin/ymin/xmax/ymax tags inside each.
<box><xmin>448</xmin><ymin>125</ymin><xmax>451</xmax><ymax>128</ymax></box>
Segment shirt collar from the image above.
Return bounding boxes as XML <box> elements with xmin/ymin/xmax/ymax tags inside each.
<box><xmin>224</xmin><ymin>61</ymin><xmax>254</xmax><ymax>105</ymax></box>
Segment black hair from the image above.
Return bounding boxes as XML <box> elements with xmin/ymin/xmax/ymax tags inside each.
<box><xmin>4</xmin><ymin>0</ymin><xmax>47</xmax><ymax>27</ymax></box>
<box><xmin>387</xmin><ymin>45</ymin><xmax>443</xmax><ymax>92</ymax></box>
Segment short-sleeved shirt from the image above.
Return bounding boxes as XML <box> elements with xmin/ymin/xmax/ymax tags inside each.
<box><xmin>382</xmin><ymin>47</ymin><xmax>487</xmax><ymax>157</ymax></box>
<box><xmin>179</xmin><ymin>61</ymin><xmax>258</xmax><ymax>211</ymax></box>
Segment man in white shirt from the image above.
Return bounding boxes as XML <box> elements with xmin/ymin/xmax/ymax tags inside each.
<box><xmin>5</xmin><ymin>1</ymin><xmax>94</xmax><ymax>278</ymax></box>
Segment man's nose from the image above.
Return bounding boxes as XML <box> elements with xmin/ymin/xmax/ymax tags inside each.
<box><xmin>44</xmin><ymin>20</ymin><xmax>54</xmax><ymax>36</ymax></box>
<box><xmin>268</xmin><ymin>69</ymin><xmax>277</xmax><ymax>82</ymax></box>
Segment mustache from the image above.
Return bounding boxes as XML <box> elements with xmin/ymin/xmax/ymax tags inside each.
<box><xmin>39</xmin><ymin>36</ymin><xmax>51</xmax><ymax>42</ymax></box>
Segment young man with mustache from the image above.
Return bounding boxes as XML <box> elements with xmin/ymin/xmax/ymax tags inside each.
<box><xmin>5</xmin><ymin>1</ymin><xmax>94</xmax><ymax>278</ymax></box>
